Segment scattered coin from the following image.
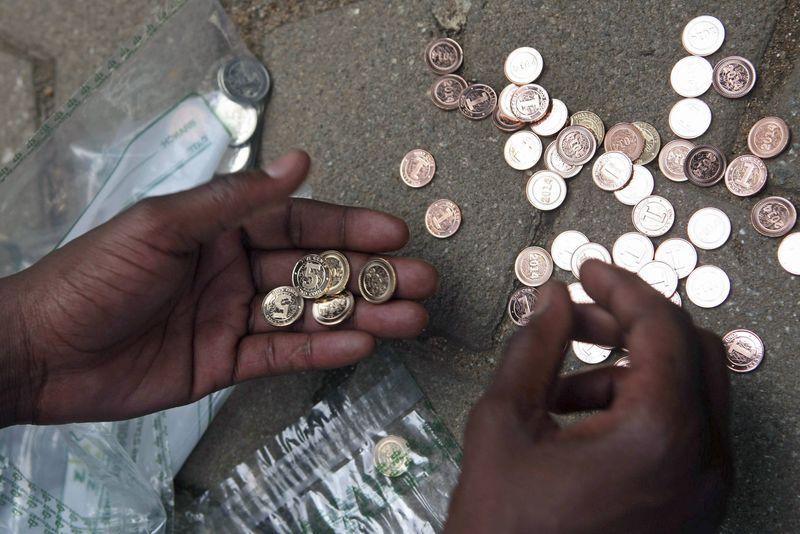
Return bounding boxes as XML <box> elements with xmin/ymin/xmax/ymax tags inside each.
<box><xmin>682</xmin><ymin>15</ymin><xmax>725</xmax><ymax>56</ymax></box>
<box><xmin>508</xmin><ymin>287</ymin><xmax>540</xmax><ymax>326</ymax></box>
<box><xmin>572</xmin><ymin>341</ymin><xmax>612</xmax><ymax>364</ymax></box>
<box><xmin>492</xmin><ymin>107</ymin><xmax>525</xmax><ymax>132</ymax></box>
<box><xmin>359</xmin><ymin>258</ymin><xmax>397</xmax><ymax>303</ymax></box>
<box><xmin>568</xmin><ymin>282</ymin><xmax>594</xmax><ymax>304</ymax></box>
<box><xmin>400</xmin><ymin>149</ymin><xmax>436</xmax><ymax>188</ymax></box>
<box><xmin>515</xmin><ymin>246</ymin><xmax>554</xmax><ymax>287</ymax></box>
<box><xmin>322</xmin><ymin>250</ymin><xmax>350</xmax><ymax>295</ymax></box>
<box><xmin>526</xmin><ymin>170</ymin><xmax>568</xmax><ymax>211</ymax></box>
<box><xmin>544</xmin><ymin>140</ymin><xmax>582</xmax><ymax>178</ymax></box>
<box><xmin>209</xmin><ymin>92</ymin><xmax>259</xmax><ymax>146</ymax></box>
<box><xmin>658</xmin><ymin>139</ymin><xmax>695</xmax><ymax>182</ymax></box>
<box><xmin>654</xmin><ymin>238</ymin><xmax>697</xmax><ymax>279</ymax></box>
<box><xmin>723</xmin><ymin>329</ymin><xmax>764</xmax><ymax>373</ymax></box>
<box><xmin>425</xmin><ymin>37</ymin><xmax>463</xmax><ymax>74</ymax></box>
<box><xmin>292</xmin><ymin>254</ymin><xmax>330</xmax><ymax>299</ymax></box>
<box><xmin>556</xmin><ymin>125</ymin><xmax>597</xmax><ymax>165</ymax></box>
<box><xmin>669</xmin><ymin>98</ymin><xmax>712</xmax><ymax>139</ymax></box>
<box><xmin>712</xmin><ymin>56</ymin><xmax>757</xmax><ymax>98</ymax></box>
<box><xmin>569</xmin><ymin>110</ymin><xmax>605</xmax><ymax>144</ymax></box>
<box><xmin>778</xmin><ymin>232</ymin><xmax>800</xmax><ymax>275</ymax></box>
<box><xmin>684</xmin><ymin>144</ymin><xmax>726</xmax><ymax>187</ymax></box>
<box><xmin>669</xmin><ymin>291</ymin><xmax>683</xmax><ymax>307</ymax></box>
<box><xmin>374</xmin><ymin>435</ymin><xmax>411</xmax><ymax>477</ymax></box>
<box><xmin>614</xmin><ymin>165</ymin><xmax>654</xmax><ymax>205</ymax></box>
<box><xmin>748</xmin><ymin>116</ymin><xmax>790</xmax><ymax>159</ymax></box>
<box><xmin>614</xmin><ymin>355</ymin><xmax>632</xmax><ymax>368</ymax></box>
<box><xmin>632</xmin><ymin>121</ymin><xmax>661</xmax><ymax>166</ymax></box>
<box><xmin>592</xmin><ymin>151</ymin><xmax>633</xmax><ymax>191</ymax></box>
<box><xmin>504</xmin><ymin>130</ymin><xmax>543</xmax><ymax>170</ymax></box>
<box><xmin>217</xmin><ymin>144</ymin><xmax>252</xmax><ymax>174</ymax></box>
<box><xmin>312</xmin><ymin>290</ymin><xmax>355</xmax><ymax>326</ymax></box>
<box><xmin>430</xmin><ymin>74</ymin><xmax>468</xmax><ymax>110</ymax></box>
<box><xmin>551</xmin><ymin>230</ymin><xmax>590</xmax><ymax>271</ymax></box>
<box><xmin>531</xmin><ymin>98</ymin><xmax>568</xmax><ymax>137</ymax></box>
<box><xmin>510</xmin><ymin>84</ymin><xmax>550</xmax><ymax>122</ymax></box>
<box><xmin>751</xmin><ymin>196</ymin><xmax>797</xmax><ymax>238</ymax></box>
<box><xmin>218</xmin><ymin>56</ymin><xmax>271</xmax><ymax>104</ymax></box>
<box><xmin>724</xmin><ymin>154</ymin><xmax>767</xmax><ymax>197</ymax></box>
<box><xmin>425</xmin><ymin>199</ymin><xmax>462</xmax><ymax>238</ymax></box>
<box><xmin>670</xmin><ymin>55</ymin><xmax>713</xmax><ymax>97</ymax></box>
<box><xmin>459</xmin><ymin>84</ymin><xmax>497</xmax><ymax>120</ymax></box>
<box><xmin>571</xmin><ymin>242</ymin><xmax>612</xmax><ymax>279</ymax></box>
<box><xmin>637</xmin><ymin>260</ymin><xmax>679</xmax><ymax>297</ymax></box>
<box><xmin>504</xmin><ymin>47</ymin><xmax>544</xmax><ymax>85</ymax></box>
<box><xmin>498</xmin><ymin>83</ymin><xmax>519</xmax><ymax>120</ymax></box>
<box><xmin>612</xmin><ymin>232</ymin><xmax>654</xmax><ymax>272</ymax></box>
<box><xmin>686</xmin><ymin>265</ymin><xmax>730</xmax><ymax>308</ymax></box>
<box><xmin>688</xmin><ymin>207</ymin><xmax>731</xmax><ymax>250</ymax></box>
<box><xmin>632</xmin><ymin>195</ymin><xmax>675</xmax><ymax>237</ymax></box>
<box><xmin>604</xmin><ymin>123</ymin><xmax>645</xmax><ymax>162</ymax></box>
<box><xmin>261</xmin><ymin>286</ymin><xmax>305</xmax><ymax>327</ymax></box>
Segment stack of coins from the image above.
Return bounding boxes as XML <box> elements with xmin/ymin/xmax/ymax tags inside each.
<box><xmin>261</xmin><ymin>252</ymin><xmax>397</xmax><ymax>327</ymax></box>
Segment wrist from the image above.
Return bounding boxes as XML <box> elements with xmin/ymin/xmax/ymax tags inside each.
<box><xmin>0</xmin><ymin>273</ymin><xmax>36</xmax><ymax>427</ymax></box>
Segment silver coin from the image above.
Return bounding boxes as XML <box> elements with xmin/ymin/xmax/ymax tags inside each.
<box><xmin>526</xmin><ymin>170</ymin><xmax>567</xmax><ymax>211</ymax></box>
<box><xmin>654</xmin><ymin>238</ymin><xmax>697</xmax><ymax>279</ymax></box>
<box><xmin>592</xmin><ymin>151</ymin><xmax>633</xmax><ymax>191</ymax></box>
<box><xmin>218</xmin><ymin>56</ymin><xmax>271</xmax><ymax>104</ymax></box>
<box><xmin>514</xmin><ymin>246</ymin><xmax>554</xmax><ymax>287</ymax></box>
<box><xmin>778</xmin><ymin>232</ymin><xmax>800</xmax><ymax>275</ymax></box>
<box><xmin>669</xmin><ymin>98</ymin><xmax>712</xmax><ymax>139</ymax></box>
<box><xmin>504</xmin><ymin>131</ymin><xmax>543</xmax><ymax>170</ymax></box>
<box><xmin>504</xmin><ymin>47</ymin><xmax>544</xmax><ymax>85</ymax></box>
<box><xmin>216</xmin><ymin>144</ymin><xmax>253</xmax><ymax>174</ymax></box>
<box><xmin>568</xmin><ymin>282</ymin><xmax>594</xmax><ymax>304</ymax></box>
<box><xmin>571</xmin><ymin>242</ymin><xmax>612</xmax><ymax>279</ymax></box>
<box><xmin>670</xmin><ymin>56</ymin><xmax>713</xmax><ymax>97</ymax></box>
<box><xmin>614</xmin><ymin>165</ymin><xmax>654</xmax><ymax>206</ymax></box>
<box><xmin>687</xmin><ymin>207</ymin><xmax>731</xmax><ymax>250</ymax></box>
<box><xmin>510</xmin><ymin>84</ymin><xmax>550</xmax><ymax>122</ymax></box>
<box><xmin>614</xmin><ymin>355</ymin><xmax>632</xmax><ymax>367</ymax></box>
<box><xmin>508</xmin><ymin>287</ymin><xmax>540</xmax><ymax>326</ymax></box>
<box><xmin>612</xmin><ymin>232</ymin><xmax>654</xmax><ymax>273</ymax></box>
<box><xmin>686</xmin><ymin>265</ymin><xmax>730</xmax><ymax>308</ymax></box>
<box><xmin>551</xmin><ymin>230</ymin><xmax>590</xmax><ymax>271</ymax></box>
<box><xmin>498</xmin><ymin>83</ymin><xmax>519</xmax><ymax>120</ymax></box>
<box><xmin>682</xmin><ymin>15</ymin><xmax>725</xmax><ymax>56</ymax></box>
<box><xmin>632</xmin><ymin>195</ymin><xmax>675</xmax><ymax>237</ymax></box>
<box><xmin>531</xmin><ymin>98</ymin><xmax>569</xmax><ymax>137</ymax></box>
<box><xmin>208</xmin><ymin>92</ymin><xmax>259</xmax><ymax>146</ymax></box>
<box><xmin>572</xmin><ymin>341</ymin><xmax>612</xmax><ymax>364</ymax></box>
<box><xmin>658</xmin><ymin>139</ymin><xmax>695</xmax><ymax>182</ymax></box>
<box><xmin>669</xmin><ymin>291</ymin><xmax>683</xmax><ymax>307</ymax></box>
<box><xmin>637</xmin><ymin>260</ymin><xmax>679</xmax><ymax>297</ymax></box>
<box><xmin>544</xmin><ymin>141</ymin><xmax>582</xmax><ymax>178</ymax></box>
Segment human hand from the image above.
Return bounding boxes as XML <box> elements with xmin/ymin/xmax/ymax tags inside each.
<box><xmin>1</xmin><ymin>150</ymin><xmax>437</xmax><ymax>426</ymax></box>
<box><xmin>446</xmin><ymin>260</ymin><xmax>730</xmax><ymax>533</ymax></box>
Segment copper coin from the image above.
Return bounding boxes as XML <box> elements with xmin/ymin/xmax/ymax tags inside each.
<box><xmin>425</xmin><ymin>199</ymin><xmax>461</xmax><ymax>238</ymax></box>
<box><xmin>723</xmin><ymin>329</ymin><xmax>764</xmax><ymax>373</ymax></box>
<box><xmin>658</xmin><ymin>139</ymin><xmax>695</xmax><ymax>182</ymax></box>
<box><xmin>358</xmin><ymin>258</ymin><xmax>397</xmax><ymax>303</ymax></box>
<box><xmin>261</xmin><ymin>286</ymin><xmax>305</xmax><ymax>327</ymax></box>
<box><xmin>515</xmin><ymin>246</ymin><xmax>554</xmax><ymax>287</ymax></box>
<box><xmin>544</xmin><ymin>140</ymin><xmax>582</xmax><ymax>178</ymax></box>
<box><xmin>459</xmin><ymin>84</ymin><xmax>497</xmax><ymax>120</ymax></box>
<box><xmin>751</xmin><ymin>196</ymin><xmax>797</xmax><ymax>238</ymax></box>
<box><xmin>291</xmin><ymin>254</ymin><xmax>330</xmax><ymax>299</ymax></box>
<box><xmin>312</xmin><ymin>290</ymin><xmax>355</xmax><ymax>326</ymax></box>
<box><xmin>507</xmin><ymin>287</ymin><xmax>540</xmax><ymax>326</ymax></box>
<box><xmin>429</xmin><ymin>74</ymin><xmax>468</xmax><ymax>110</ymax></box>
<box><xmin>604</xmin><ymin>122</ymin><xmax>645</xmax><ymax>162</ymax></box>
<box><xmin>683</xmin><ymin>145</ymin><xmax>726</xmax><ymax>187</ymax></box>
<box><xmin>492</xmin><ymin>107</ymin><xmax>525</xmax><ymax>132</ymax></box>
<box><xmin>424</xmin><ymin>37</ymin><xmax>463</xmax><ymax>75</ymax></box>
<box><xmin>748</xmin><ymin>116</ymin><xmax>791</xmax><ymax>159</ymax></box>
<box><xmin>632</xmin><ymin>121</ymin><xmax>661</xmax><ymax>166</ymax></box>
<box><xmin>399</xmin><ymin>149</ymin><xmax>436</xmax><ymax>188</ymax></box>
<box><xmin>510</xmin><ymin>84</ymin><xmax>550</xmax><ymax>122</ymax></box>
<box><xmin>556</xmin><ymin>125</ymin><xmax>597</xmax><ymax>165</ymax></box>
<box><xmin>321</xmin><ymin>250</ymin><xmax>351</xmax><ymax>295</ymax></box>
<box><xmin>569</xmin><ymin>110</ymin><xmax>605</xmax><ymax>144</ymax></box>
<box><xmin>724</xmin><ymin>154</ymin><xmax>767</xmax><ymax>197</ymax></box>
<box><xmin>712</xmin><ymin>56</ymin><xmax>756</xmax><ymax>98</ymax></box>
<box><xmin>592</xmin><ymin>151</ymin><xmax>633</xmax><ymax>191</ymax></box>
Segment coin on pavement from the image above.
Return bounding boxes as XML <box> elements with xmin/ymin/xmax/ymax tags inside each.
<box><xmin>658</xmin><ymin>139</ymin><xmax>695</xmax><ymax>182</ymax></box>
<box><xmin>748</xmin><ymin>116</ymin><xmax>790</xmax><ymax>159</ymax></box>
<box><xmin>632</xmin><ymin>195</ymin><xmax>675</xmax><ymax>237</ymax></box>
<box><xmin>604</xmin><ymin>122</ymin><xmax>645</xmax><ymax>162</ymax></box>
<box><xmin>292</xmin><ymin>254</ymin><xmax>330</xmax><ymax>299</ymax></box>
<box><xmin>508</xmin><ymin>287</ymin><xmax>540</xmax><ymax>326</ymax></box>
<box><xmin>686</xmin><ymin>265</ymin><xmax>730</xmax><ymax>308</ymax></box>
<box><xmin>568</xmin><ymin>282</ymin><xmax>594</xmax><ymax>304</ymax></box>
<box><xmin>526</xmin><ymin>170</ymin><xmax>568</xmax><ymax>211</ymax></box>
<box><xmin>724</xmin><ymin>154</ymin><xmax>767</xmax><ymax>197</ymax></box>
<box><xmin>459</xmin><ymin>83</ymin><xmax>497</xmax><ymax>120</ymax></box>
<box><xmin>669</xmin><ymin>98</ymin><xmax>712</xmax><ymax>139</ymax></box>
<box><xmin>531</xmin><ymin>98</ymin><xmax>569</xmax><ymax>137</ymax></box>
<box><xmin>556</xmin><ymin>125</ymin><xmax>597</xmax><ymax>165</ymax></box>
<box><xmin>544</xmin><ymin>140</ymin><xmax>582</xmax><ymax>178</ymax></box>
<box><xmin>592</xmin><ymin>151</ymin><xmax>633</xmax><ymax>191</ymax></box>
<box><xmin>632</xmin><ymin>121</ymin><xmax>661</xmax><ymax>166</ymax></box>
<box><xmin>723</xmin><ymin>329</ymin><xmax>764</xmax><ymax>373</ymax></box>
<box><xmin>655</xmin><ymin>238</ymin><xmax>697</xmax><ymax>279</ymax></box>
<box><xmin>684</xmin><ymin>145</ymin><xmax>726</xmax><ymax>187</ymax></box>
<box><xmin>778</xmin><ymin>233</ymin><xmax>800</xmax><ymax>275</ymax></box>
<box><xmin>551</xmin><ymin>230</ymin><xmax>589</xmax><ymax>271</ymax></box>
<box><xmin>425</xmin><ymin>37</ymin><xmax>463</xmax><ymax>74</ymax></box>
<box><xmin>515</xmin><ymin>246</ymin><xmax>554</xmax><ymax>287</ymax></box>
<box><xmin>504</xmin><ymin>130</ymin><xmax>543</xmax><ymax>170</ymax></box>
<box><xmin>261</xmin><ymin>286</ymin><xmax>305</xmax><ymax>327</ymax></box>
<box><xmin>670</xmin><ymin>56</ymin><xmax>713</xmax><ymax>97</ymax></box>
<box><xmin>312</xmin><ymin>290</ymin><xmax>355</xmax><ymax>326</ymax></box>
<box><xmin>425</xmin><ymin>199</ymin><xmax>461</xmax><ymax>238</ymax></box>
<box><xmin>751</xmin><ymin>196</ymin><xmax>797</xmax><ymax>238</ymax></box>
<box><xmin>637</xmin><ymin>260</ymin><xmax>679</xmax><ymax>297</ymax></box>
<box><xmin>712</xmin><ymin>56</ymin><xmax>756</xmax><ymax>98</ymax></box>
<box><xmin>400</xmin><ymin>149</ymin><xmax>436</xmax><ymax>188</ymax></box>
<box><xmin>492</xmin><ymin>107</ymin><xmax>525</xmax><ymax>132</ymax></box>
<box><xmin>504</xmin><ymin>47</ymin><xmax>544</xmax><ymax>85</ymax></box>
<box><xmin>688</xmin><ymin>207</ymin><xmax>731</xmax><ymax>250</ymax></box>
<box><xmin>374</xmin><ymin>435</ymin><xmax>411</xmax><ymax>477</ymax></box>
<box><xmin>572</xmin><ymin>341</ymin><xmax>612</xmax><ymax>364</ymax></box>
<box><xmin>511</xmin><ymin>84</ymin><xmax>550</xmax><ymax>122</ymax></box>
<box><xmin>571</xmin><ymin>242</ymin><xmax>612</xmax><ymax>279</ymax></box>
<box><xmin>614</xmin><ymin>165</ymin><xmax>654</xmax><ymax>206</ymax></box>
<box><xmin>358</xmin><ymin>258</ymin><xmax>397</xmax><ymax>303</ymax></box>
<box><xmin>430</xmin><ymin>74</ymin><xmax>468</xmax><ymax>110</ymax></box>
<box><xmin>682</xmin><ymin>15</ymin><xmax>725</xmax><ymax>56</ymax></box>
<box><xmin>612</xmin><ymin>232</ymin><xmax>654</xmax><ymax>273</ymax></box>
<box><xmin>569</xmin><ymin>110</ymin><xmax>605</xmax><ymax>144</ymax></box>
<box><xmin>669</xmin><ymin>291</ymin><xmax>682</xmax><ymax>307</ymax></box>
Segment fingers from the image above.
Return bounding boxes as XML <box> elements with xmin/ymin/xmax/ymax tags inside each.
<box><xmin>243</xmin><ymin>198</ymin><xmax>410</xmax><ymax>253</ymax></box>
<box><xmin>251</xmin><ymin>250</ymin><xmax>438</xmax><ymax>300</ymax></box>
<box><xmin>550</xmin><ymin>366</ymin><xmax>627</xmax><ymax>414</ymax></box>
<box><xmin>249</xmin><ymin>295</ymin><xmax>428</xmax><ymax>338</ymax></box>
<box><xmin>232</xmin><ymin>331</ymin><xmax>375</xmax><ymax>383</ymax></box>
<box><xmin>697</xmin><ymin>328</ymin><xmax>730</xmax><ymax>429</ymax></box>
<box><xmin>571</xmin><ymin>303</ymin><xmax>624</xmax><ymax>347</ymax></box>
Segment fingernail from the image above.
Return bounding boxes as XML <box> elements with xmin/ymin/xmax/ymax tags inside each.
<box><xmin>264</xmin><ymin>151</ymin><xmax>299</xmax><ymax>179</ymax></box>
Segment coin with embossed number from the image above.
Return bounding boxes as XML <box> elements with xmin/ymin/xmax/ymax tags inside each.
<box><xmin>723</xmin><ymin>329</ymin><xmax>764</xmax><ymax>373</ymax></box>
<box><xmin>312</xmin><ymin>290</ymin><xmax>355</xmax><ymax>326</ymax></box>
<box><xmin>686</xmin><ymin>265</ymin><xmax>730</xmax><ymax>308</ymax></box>
<box><xmin>712</xmin><ymin>56</ymin><xmax>756</xmax><ymax>98</ymax></box>
<box><xmin>544</xmin><ymin>141</ymin><xmax>582</xmax><ymax>178</ymax></box>
<box><xmin>358</xmin><ymin>258</ymin><xmax>397</xmax><ymax>303</ymax></box>
<box><xmin>655</xmin><ymin>238</ymin><xmax>697</xmax><ymax>279</ymax></box>
<box><xmin>592</xmin><ymin>151</ymin><xmax>633</xmax><ymax>191</ymax></box>
<box><xmin>551</xmin><ymin>230</ymin><xmax>589</xmax><ymax>271</ymax></box>
<box><xmin>614</xmin><ymin>165</ymin><xmax>653</xmax><ymax>205</ymax></box>
<box><xmin>430</xmin><ymin>74</ymin><xmax>468</xmax><ymax>110</ymax></box>
<box><xmin>504</xmin><ymin>131</ymin><xmax>543</xmax><ymax>170</ymax></box>
<box><xmin>684</xmin><ymin>145</ymin><xmax>726</xmax><ymax>187</ymax></box>
<box><xmin>322</xmin><ymin>250</ymin><xmax>350</xmax><ymax>296</ymax></box>
<box><xmin>526</xmin><ymin>170</ymin><xmax>567</xmax><ymax>211</ymax></box>
<box><xmin>778</xmin><ymin>233</ymin><xmax>800</xmax><ymax>275</ymax></box>
<box><xmin>400</xmin><ymin>149</ymin><xmax>436</xmax><ymax>188</ymax></box>
<box><xmin>669</xmin><ymin>98</ymin><xmax>712</xmax><ymax>139</ymax></box>
<box><xmin>682</xmin><ymin>15</ymin><xmax>725</xmax><ymax>56</ymax></box>
<box><xmin>504</xmin><ymin>47</ymin><xmax>544</xmax><ymax>85</ymax></box>
<box><xmin>374</xmin><ymin>435</ymin><xmax>410</xmax><ymax>477</ymax></box>
<box><xmin>459</xmin><ymin>84</ymin><xmax>497</xmax><ymax>120</ymax></box>
<box><xmin>637</xmin><ymin>260</ymin><xmax>679</xmax><ymax>297</ymax></box>
<box><xmin>425</xmin><ymin>37</ymin><xmax>463</xmax><ymax>74</ymax></box>
<box><xmin>612</xmin><ymin>232</ymin><xmax>654</xmax><ymax>273</ymax></box>
<box><xmin>632</xmin><ymin>121</ymin><xmax>661</xmax><ymax>166</ymax></box>
<box><xmin>658</xmin><ymin>139</ymin><xmax>695</xmax><ymax>182</ymax></box>
<box><xmin>508</xmin><ymin>287</ymin><xmax>539</xmax><ymax>326</ymax></box>
<box><xmin>724</xmin><ymin>154</ymin><xmax>767</xmax><ymax>197</ymax></box>
<box><xmin>571</xmin><ymin>242</ymin><xmax>612</xmax><ymax>279</ymax></box>
<box><xmin>425</xmin><ymin>199</ymin><xmax>461</xmax><ymax>238</ymax></box>
<box><xmin>751</xmin><ymin>196</ymin><xmax>797</xmax><ymax>238</ymax></box>
<box><xmin>670</xmin><ymin>56</ymin><xmax>713</xmax><ymax>97</ymax></box>
<box><xmin>510</xmin><ymin>84</ymin><xmax>550</xmax><ymax>122</ymax></box>
<box><xmin>515</xmin><ymin>246</ymin><xmax>554</xmax><ymax>287</ymax></box>
<box><xmin>605</xmin><ymin>123</ymin><xmax>645</xmax><ymax>162</ymax></box>
<box><xmin>292</xmin><ymin>254</ymin><xmax>330</xmax><ymax>299</ymax></box>
<box><xmin>572</xmin><ymin>341</ymin><xmax>612</xmax><ymax>364</ymax></box>
<box><xmin>688</xmin><ymin>207</ymin><xmax>731</xmax><ymax>250</ymax></box>
<box><xmin>632</xmin><ymin>195</ymin><xmax>675</xmax><ymax>237</ymax></box>
<box><xmin>261</xmin><ymin>286</ymin><xmax>304</xmax><ymax>327</ymax></box>
<box><xmin>531</xmin><ymin>98</ymin><xmax>568</xmax><ymax>137</ymax></box>
<box><xmin>748</xmin><ymin>116</ymin><xmax>790</xmax><ymax>159</ymax></box>
<box><xmin>569</xmin><ymin>110</ymin><xmax>605</xmax><ymax>144</ymax></box>
<box><xmin>219</xmin><ymin>56</ymin><xmax>271</xmax><ymax>104</ymax></box>
<box><xmin>556</xmin><ymin>125</ymin><xmax>597</xmax><ymax>165</ymax></box>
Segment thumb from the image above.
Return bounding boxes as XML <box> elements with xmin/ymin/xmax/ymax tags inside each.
<box><xmin>136</xmin><ymin>150</ymin><xmax>310</xmax><ymax>251</ymax></box>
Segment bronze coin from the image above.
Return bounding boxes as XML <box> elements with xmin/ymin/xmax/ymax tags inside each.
<box><xmin>510</xmin><ymin>84</ymin><xmax>550</xmax><ymax>122</ymax></box>
<box><xmin>458</xmin><ymin>84</ymin><xmax>497</xmax><ymax>120</ymax></box>
<box><xmin>723</xmin><ymin>329</ymin><xmax>764</xmax><ymax>373</ymax></box>
<box><xmin>400</xmin><ymin>149</ymin><xmax>436</xmax><ymax>188</ymax></box>
<box><xmin>724</xmin><ymin>154</ymin><xmax>767</xmax><ymax>197</ymax></box>
<box><xmin>712</xmin><ymin>56</ymin><xmax>756</xmax><ymax>98</ymax></box>
<box><xmin>429</xmin><ymin>74</ymin><xmax>468</xmax><ymax>110</ymax></box>
<box><xmin>683</xmin><ymin>145</ymin><xmax>726</xmax><ymax>187</ymax></box>
<box><xmin>747</xmin><ymin>116</ymin><xmax>790</xmax><ymax>159</ymax></box>
<box><xmin>424</xmin><ymin>37</ymin><xmax>463</xmax><ymax>75</ymax></box>
<box><xmin>311</xmin><ymin>290</ymin><xmax>355</xmax><ymax>326</ymax></box>
<box><xmin>492</xmin><ymin>107</ymin><xmax>525</xmax><ymax>132</ymax></box>
<box><xmin>425</xmin><ymin>199</ymin><xmax>461</xmax><ymax>238</ymax></box>
<box><xmin>507</xmin><ymin>287</ymin><xmax>540</xmax><ymax>326</ymax></box>
<box><xmin>658</xmin><ymin>139</ymin><xmax>695</xmax><ymax>182</ymax></box>
<box><xmin>358</xmin><ymin>258</ymin><xmax>397</xmax><ymax>304</ymax></box>
<box><xmin>750</xmin><ymin>196</ymin><xmax>797</xmax><ymax>238</ymax></box>
<box><xmin>604</xmin><ymin>122</ymin><xmax>645</xmax><ymax>162</ymax></box>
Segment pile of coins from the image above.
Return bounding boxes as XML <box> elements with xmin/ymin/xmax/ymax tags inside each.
<box><xmin>260</xmin><ymin>252</ymin><xmax>397</xmax><ymax>327</ymax></box>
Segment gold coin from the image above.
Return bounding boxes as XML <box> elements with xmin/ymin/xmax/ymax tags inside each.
<box><xmin>311</xmin><ymin>290</ymin><xmax>355</xmax><ymax>326</ymax></box>
<box><xmin>632</xmin><ymin>121</ymin><xmax>661</xmax><ymax>165</ymax></box>
<box><xmin>321</xmin><ymin>250</ymin><xmax>350</xmax><ymax>295</ymax></box>
<box><xmin>374</xmin><ymin>435</ymin><xmax>411</xmax><ymax>477</ymax></box>
<box><xmin>358</xmin><ymin>258</ymin><xmax>397</xmax><ymax>303</ymax></box>
<box><xmin>261</xmin><ymin>286</ymin><xmax>304</xmax><ymax>327</ymax></box>
<box><xmin>569</xmin><ymin>110</ymin><xmax>605</xmax><ymax>144</ymax></box>
<box><xmin>291</xmin><ymin>254</ymin><xmax>330</xmax><ymax>299</ymax></box>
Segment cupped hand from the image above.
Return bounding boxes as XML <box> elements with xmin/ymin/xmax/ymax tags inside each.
<box><xmin>3</xmin><ymin>150</ymin><xmax>437</xmax><ymax>425</ymax></box>
<box><xmin>446</xmin><ymin>260</ymin><xmax>731</xmax><ymax>533</ymax></box>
